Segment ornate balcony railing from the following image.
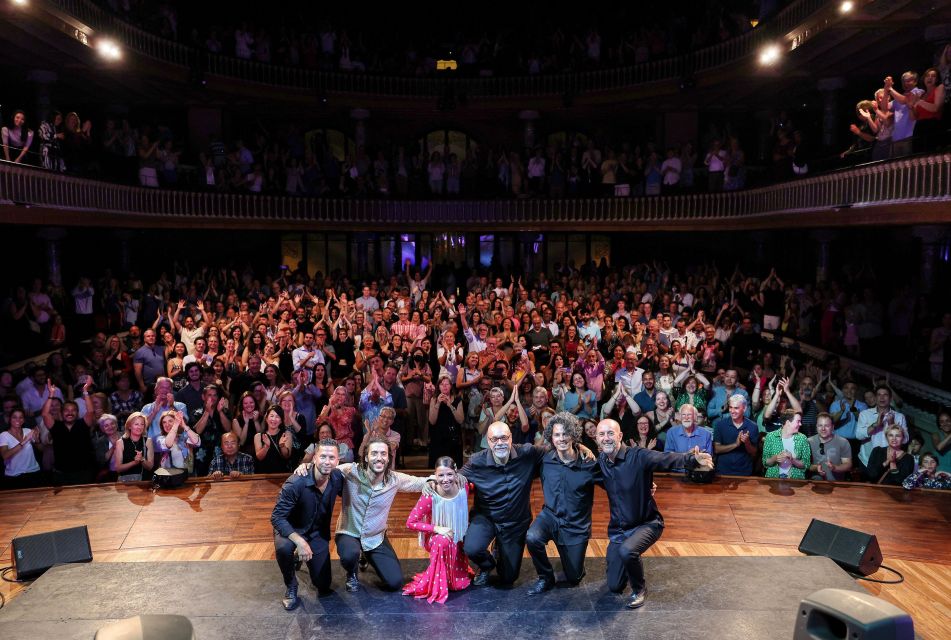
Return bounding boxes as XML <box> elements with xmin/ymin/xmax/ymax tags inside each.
<box><xmin>2</xmin><ymin>154</ymin><xmax>949</xmax><ymax>227</ymax></box>
<box><xmin>46</xmin><ymin>0</ymin><xmax>829</xmax><ymax>97</ymax></box>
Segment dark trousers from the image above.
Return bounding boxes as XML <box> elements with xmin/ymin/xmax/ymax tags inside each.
<box><xmin>463</xmin><ymin>512</ymin><xmax>528</xmax><ymax>585</ymax></box>
<box><xmin>335</xmin><ymin>533</ymin><xmax>403</xmax><ymax>591</ymax></box>
<box><xmin>525</xmin><ymin>511</ymin><xmax>588</xmax><ymax>584</ymax></box>
<box><xmin>606</xmin><ymin>522</ymin><xmax>664</xmax><ymax>594</ymax></box>
<box><xmin>274</xmin><ymin>533</ymin><xmax>331</xmax><ymax>591</ymax></box>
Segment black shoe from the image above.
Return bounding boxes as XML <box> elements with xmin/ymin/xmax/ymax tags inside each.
<box><xmin>526</xmin><ymin>578</ymin><xmax>554</xmax><ymax>596</ymax></box>
<box><xmin>282</xmin><ymin>584</ymin><xmax>299</xmax><ymax>611</ymax></box>
<box><xmin>317</xmin><ymin>587</ymin><xmax>334</xmax><ymax>598</ymax></box>
<box><xmin>568</xmin><ymin>569</ymin><xmax>587</xmax><ymax>586</ymax></box>
<box><xmin>472</xmin><ymin>570</ymin><xmax>491</xmax><ymax>587</ymax></box>
<box><xmin>346</xmin><ymin>571</ymin><xmax>361</xmax><ymax>593</ymax></box>
<box><xmin>627</xmin><ymin>590</ymin><xmax>647</xmax><ymax>609</ymax></box>
<box><xmin>358</xmin><ymin>553</ymin><xmax>369</xmax><ymax>573</ymax></box>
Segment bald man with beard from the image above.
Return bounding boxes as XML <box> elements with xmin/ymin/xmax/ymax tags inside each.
<box><xmin>595</xmin><ymin>418</ymin><xmax>712</xmax><ymax>609</ymax></box>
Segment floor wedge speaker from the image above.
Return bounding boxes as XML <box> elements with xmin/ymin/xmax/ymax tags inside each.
<box><xmin>798</xmin><ymin>519</ymin><xmax>882</xmax><ymax>576</ymax></box>
<box><xmin>794</xmin><ymin>588</ymin><xmax>914</xmax><ymax>640</ymax></box>
<box><xmin>11</xmin><ymin>525</ymin><xmax>93</xmax><ymax>580</ymax></box>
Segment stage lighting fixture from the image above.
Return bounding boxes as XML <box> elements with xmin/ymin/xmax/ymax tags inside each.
<box><xmin>758</xmin><ymin>44</ymin><xmax>781</xmax><ymax>66</ymax></box>
<box><xmin>839</xmin><ymin>1</ymin><xmax>854</xmax><ymax>13</ymax></box>
<box><xmin>11</xmin><ymin>0</ymin><xmax>29</xmax><ymax>6</ymax></box>
<box><xmin>96</xmin><ymin>37</ymin><xmax>122</xmax><ymax>60</ymax></box>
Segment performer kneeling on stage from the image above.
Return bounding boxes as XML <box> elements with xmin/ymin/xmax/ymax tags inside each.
<box><xmin>525</xmin><ymin>412</ymin><xmax>598</xmax><ymax>595</ymax></box>
<box><xmin>402</xmin><ymin>456</ymin><xmax>474</xmax><ymax>603</ymax></box>
<box><xmin>595</xmin><ymin>419</ymin><xmax>713</xmax><ymax>609</ymax></box>
<box><xmin>271</xmin><ymin>438</ymin><xmax>344</xmax><ymax>610</ymax></box>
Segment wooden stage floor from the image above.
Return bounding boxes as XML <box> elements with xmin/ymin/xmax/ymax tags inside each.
<box><xmin>1</xmin><ymin>474</ymin><xmax>949</xmax><ymax>639</ymax></box>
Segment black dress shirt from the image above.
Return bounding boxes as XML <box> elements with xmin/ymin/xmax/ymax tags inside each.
<box><xmin>538</xmin><ymin>449</ymin><xmax>600</xmax><ymax>545</ymax></box>
<box><xmin>597</xmin><ymin>444</ymin><xmax>696</xmax><ymax>541</ymax></box>
<box><xmin>271</xmin><ymin>467</ymin><xmax>344</xmax><ymax>540</ymax></box>
<box><xmin>461</xmin><ymin>444</ymin><xmax>545</xmax><ymax>535</ymax></box>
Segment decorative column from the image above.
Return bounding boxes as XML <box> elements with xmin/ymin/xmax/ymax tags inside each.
<box><xmin>817</xmin><ymin>77</ymin><xmax>846</xmax><ymax>149</ymax></box>
<box><xmin>912</xmin><ymin>225</ymin><xmax>949</xmax><ymax>293</ymax></box>
<box><xmin>27</xmin><ymin>69</ymin><xmax>58</xmax><ymax>124</ymax></box>
<box><xmin>519</xmin><ymin>110</ymin><xmax>539</xmax><ymax>150</ymax></box>
<box><xmin>811</xmin><ymin>229</ymin><xmax>837</xmax><ymax>284</ymax></box>
<box><xmin>350</xmin><ymin>108</ymin><xmax>370</xmax><ymax>149</ymax></box>
<box><xmin>113</xmin><ymin>230</ymin><xmax>135</xmax><ymax>274</ymax></box>
<box><xmin>37</xmin><ymin>227</ymin><xmax>67</xmax><ymax>287</ymax></box>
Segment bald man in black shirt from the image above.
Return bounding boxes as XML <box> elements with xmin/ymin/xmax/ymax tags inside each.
<box><xmin>595</xmin><ymin>418</ymin><xmax>712</xmax><ymax>609</ymax></box>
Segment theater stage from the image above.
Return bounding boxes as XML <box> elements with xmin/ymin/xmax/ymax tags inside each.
<box><xmin>0</xmin><ymin>556</ymin><xmax>870</xmax><ymax>640</ymax></box>
<box><xmin>0</xmin><ymin>474</ymin><xmax>948</xmax><ymax>639</ymax></box>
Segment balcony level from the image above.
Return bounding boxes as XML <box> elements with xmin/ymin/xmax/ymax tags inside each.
<box><xmin>2</xmin><ymin>154</ymin><xmax>949</xmax><ymax>232</ymax></box>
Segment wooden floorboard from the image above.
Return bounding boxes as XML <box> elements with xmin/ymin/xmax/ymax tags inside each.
<box><xmin>1</xmin><ymin>474</ymin><xmax>948</xmax><ymax>640</ymax></box>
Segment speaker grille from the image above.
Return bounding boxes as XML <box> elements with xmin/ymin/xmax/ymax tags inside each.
<box><xmin>12</xmin><ymin>526</ymin><xmax>93</xmax><ymax>580</ymax></box>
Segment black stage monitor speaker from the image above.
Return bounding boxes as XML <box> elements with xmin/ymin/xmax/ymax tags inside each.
<box><xmin>11</xmin><ymin>525</ymin><xmax>93</xmax><ymax>580</ymax></box>
<box><xmin>95</xmin><ymin>615</ymin><xmax>196</xmax><ymax>640</ymax></box>
<box><xmin>798</xmin><ymin>519</ymin><xmax>882</xmax><ymax>576</ymax></box>
<box><xmin>794</xmin><ymin>588</ymin><xmax>914</xmax><ymax>640</ymax></box>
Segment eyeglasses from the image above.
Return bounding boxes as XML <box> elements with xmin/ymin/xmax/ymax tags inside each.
<box><xmin>487</xmin><ymin>435</ymin><xmax>511</xmax><ymax>444</ymax></box>
<box><xmin>819</xmin><ymin>442</ymin><xmax>825</xmax><ymax>456</ymax></box>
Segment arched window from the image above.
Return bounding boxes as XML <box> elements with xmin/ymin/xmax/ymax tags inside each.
<box><xmin>419</xmin><ymin>129</ymin><xmax>478</xmax><ymax>161</ymax></box>
<box><xmin>304</xmin><ymin>128</ymin><xmax>357</xmax><ymax>161</ymax></box>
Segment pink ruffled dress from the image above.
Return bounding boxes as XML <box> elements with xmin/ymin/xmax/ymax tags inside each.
<box><xmin>402</xmin><ymin>488</ymin><xmax>473</xmax><ymax>603</ymax></box>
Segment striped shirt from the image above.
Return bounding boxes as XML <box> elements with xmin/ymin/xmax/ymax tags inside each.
<box><xmin>336</xmin><ymin>462</ymin><xmax>428</xmax><ymax>551</ymax></box>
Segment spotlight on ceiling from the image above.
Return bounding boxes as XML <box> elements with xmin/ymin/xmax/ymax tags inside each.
<box><xmin>839</xmin><ymin>1</ymin><xmax>855</xmax><ymax>13</ymax></box>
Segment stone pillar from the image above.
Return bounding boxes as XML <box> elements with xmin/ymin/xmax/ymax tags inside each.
<box><xmin>519</xmin><ymin>110</ymin><xmax>539</xmax><ymax>150</ymax></box>
<box><xmin>811</xmin><ymin>229</ymin><xmax>837</xmax><ymax>284</ymax></box>
<box><xmin>26</xmin><ymin>70</ymin><xmax>58</xmax><ymax>124</ymax></box>
<box><xmin>912</xmin><ymin>225</ymin><xmax>949</xmax><ymax>293</ymax></box>
<box><xmin>751</xmin><ymin>231</ymin><xmax>769</xmax><ymax>264</ymax></box>
<box><xmin>38</xmin><ymin>227</ymin><xmax>67</xmax><ymax>287</ymax></box>
<box><xmin>113</xmin><ymin>230</ymin><xmax>135</xmax><ymax>274</ymax></box>
<box><xmin>350</xmin><ymin>108</ymin><xmax>370</xmax><ymax>149</ymax></box>
<box><xmin>817</xmin><ymin>77</ymin><xmax>846</xmax><ymax>149</ymax></box>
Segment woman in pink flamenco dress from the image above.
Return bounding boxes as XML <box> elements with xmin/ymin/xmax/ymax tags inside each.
<box><xmin>403</xmin><ymin>455</ymin><xmax>473</xmax><ymax>603</ymax></box>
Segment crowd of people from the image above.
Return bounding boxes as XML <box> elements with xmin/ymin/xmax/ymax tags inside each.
<box><xmin>2</xmin><ymin>104</ymin><xmax>755</xmax><ymax>197</ymax></box>
<box><xmin>2</xmin><ymin>257</ymin><xmax>949</xmax><ymax>493</ymax></box>
<box><xmin>105</xmin><ymin>1</ymin><xmax>767</xmax><ymax>77</ymax></box>
<box><xmin>841</xmin><ymin>55</ymin><xmax>951</xmax><ymax>161</ymax></box>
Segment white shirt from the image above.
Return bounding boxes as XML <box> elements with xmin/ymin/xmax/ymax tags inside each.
<box><xmin>0</xmin><ymin>429</ymin><xmax>41</xmax><ymax>476</ymax></box>
<box><xmin>72</xmin><ymin>286</ymin><xmax>95</xmax><ymax>315</ymax></box>
<box><xmin>854</xmin><ymin>407</ymin><xmax>908</xmax><ymax>466</ymax></box>
<box><xmin>661</xmin><ymin>157</ymin><xmax>682</xmax><ymax>185</ymax></box>
<box><xmin>293</xmin><ymin>345</ymin><xmax>324</xmax><ymax>371</ymax></box>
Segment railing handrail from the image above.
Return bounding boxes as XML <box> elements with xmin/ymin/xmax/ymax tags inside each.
<box><xmin>45</xmin><ymin>0</ymin><xmax>829</xmax><ymax>97</ymax></box>
<box><xmin>2</xmin><ymin>152</ymin><xmax>949</xmax><ymax>226</ymax></box>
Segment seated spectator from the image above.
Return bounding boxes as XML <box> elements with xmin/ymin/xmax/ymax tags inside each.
<box><xmin>0</xmin><ymin>406</ymin><xmax>44</xmax><ymax>489</ymax></box>
<box><xmin>631</xmin><ymin>415</ymin><xmax>659</xmax><ymax>451</ymax></box>
<box><xmin>902</xmin><ymin>452</ymin><xmax>951</xmax><ymax>490</ymax></box>
<box><xmin>367</xmin><ymin>406</ymin><xmax>401</xmax><ymax>460</ymax></box>
<box><xmin>208</xmin><ymin>431</ymin><xmax>255</xmax><ymax>479</ymax></box>
<box><xmin>663</xmin><ymin>404</ymin><xmax>713</xmax><ymax>472</ymax></box>
<box><xmin>932</xmin><ymin>409</ymin><xmax>951</xmax><ymax>473</ymax></box>
<box><xmin>113</xmin><ymin>411</ymin><xmax>154</xmax><ymax>482</ymax></box>
<box><xmin>153</xmin><ymin>409</ymin><xmax>199</xmax><ymax>472</ymax></box>
<box><xmin>854</xmin><ymin>385</ymin><xmax>908</xmax><ymax>479</ymax></box>
<box><xmin>762</xmin><ymin>410</ymin><xmax>811</xmax><ymax>480</ymax></box>
<box><xmin>713</xmin><ymin>394</ymin><xmax>759</xmax><ymax>476</ymax></box>
<box><xmin>303</xmin><ymin>423</ymin><xmax>353</xmax><ymax>463</ymax></box>
<box><xmin>255</xmin><ymin>404</ymin><xmax>293</xmax><ymax>473</ymax></box>
<box><xmin>808</xmin><ymin>412</ymin><xmax>853</xmax><ymax>481</ymax></box>
<box><xmin>92</xmin><ymin>413</ymin><xmax>122</xmax><ymax>482</ymax></box>
<box><xmin>866</xmin><ymin>425</ymin><xmax>914</xmax><ymax>486</ymax></box>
